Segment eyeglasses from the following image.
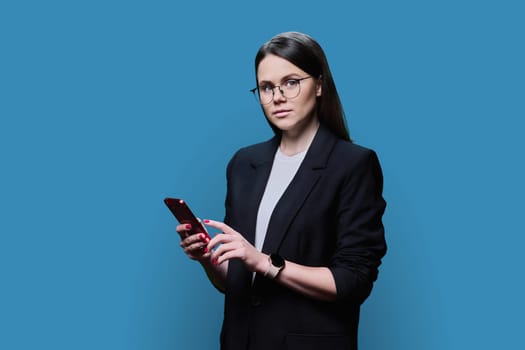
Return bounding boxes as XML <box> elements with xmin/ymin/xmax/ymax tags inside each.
<box><xmin>250</xmin><ymin>77</ymin><xmax>312</xmax><ymax>105</ymax></box>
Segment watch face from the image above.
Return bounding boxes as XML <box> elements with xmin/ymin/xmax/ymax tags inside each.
<box><xmin>270</xmin><ymin>254</ymin><xmax>285</xmax><ymax>268</ymax></box>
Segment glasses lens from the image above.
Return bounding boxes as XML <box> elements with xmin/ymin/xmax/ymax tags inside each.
<box><xmin>258</xmin><ymin>88</ymin><xmax>273</xmax><ymax>105</ymax></box>
<box><xmin>258</xmin><ymin>90</ymin><xmax>273</xmax><ymax>105</ymax></box>
<box><xmin>283</xmin><ymin>80</ymin><xmax>301</xmax><ymax>99</ymax></box>
<box><xmin>251</xmin><ymin>88</ymin><xmax>272</xmax><ymax>105</ymax></box>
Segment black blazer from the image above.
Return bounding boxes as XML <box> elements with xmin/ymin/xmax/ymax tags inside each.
<box><xmin>220</xmin><ymin>125</ymin><xmax>386</xmax><ymax>350</ymax></box>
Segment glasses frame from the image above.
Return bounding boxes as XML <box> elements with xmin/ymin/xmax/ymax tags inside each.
<box><xmin>250</xmin><ymin>76</ymin><xmax>312</xmax><ymax>105</ymax></box>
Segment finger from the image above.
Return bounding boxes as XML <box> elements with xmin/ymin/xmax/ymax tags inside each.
<box><xmin>176</xmin><ymin>223</ymin><xmax>193</xmax><ymax>238</ymax></box>
<box><xmin>211</xmin><ymin>239</ymin><xmax>244</xmax><ymax>262</ymax></box>
<box><xmin>214</xmin><ymin>248</ymin><xmax>242</xmax><ymax>265</ymax></box>
<box><xmin>176</xmin><ymin>223</ymin><xmax>191</xmax><ymax>232</ymax></box>
<box><xmin>186</xmin><ymin>245</ymin><xmax>212</xmax><ymax>260</ymax></box>
<box><xmin>188</xmin><ymin>251</ymin><xmax>211</xmax><ymax>260</ymax></box>
<box><xmin>182</xmin><ymin>233</ymin><xmax>210</xmax><ymax>247</ymax></box>
<box><xmin>210</xmin><ymin>240</ymin><xmax>230</xmax><ymax>260</ymax></box>
<box><xmin>207</xmin><ymin>231</ymin><xmax>235</xmax><ymax>251</ymax></box>
<box><xmin>184</xmin><ymin>239</ymin><xmax>210</xmax><ymax>255</ymax></box>
<box><xmin>203</xmin><ymin>219</ymin><xmax>235</xmax><ymax>235</ymax></box>
<box><xmin>182</xmin><ymin>234</ymin><xmax>211</xmax><ymax>253</ymax></box>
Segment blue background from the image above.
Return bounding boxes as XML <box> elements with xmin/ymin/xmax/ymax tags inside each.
<box><xmin>1</xmin><ymin>0</ymin><xmax>523</xmax><ymax>349</ymax></box>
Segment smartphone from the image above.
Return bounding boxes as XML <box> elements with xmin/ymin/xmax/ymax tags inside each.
<box><xmin>164</xmin><ymin>197</ymin><xmax>210</xmax><ymax>239</ymax></box>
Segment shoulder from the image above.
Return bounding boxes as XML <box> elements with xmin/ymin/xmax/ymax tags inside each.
<box><xmin>233</xmin><ymin>139</ymin><xmax>273</xmax><ymax>160</ymax></box>
<box><xmin>225</xmin><ymin>136</ymin><xmax>279</xmax><ymax>178</ymax></box>
<box><xmin>326</xmin><ymin>140</ymin><xmax>384</xmax><ymax>189</ymax></box>
<box><xmin>331</xmin><ymin>140</ymin><xmax>381</xmax><ymax>168</ymax></box>
<box><xmin>228</xmin><ymin>137</ymin><xmax>278</xmax><ymax>167</ymax></box>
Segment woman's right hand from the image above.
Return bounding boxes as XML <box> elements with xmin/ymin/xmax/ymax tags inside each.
<box><xmin>176</xmin><ymin>223</ymin><xmax>211</xmax><ymax>261</ymax></box>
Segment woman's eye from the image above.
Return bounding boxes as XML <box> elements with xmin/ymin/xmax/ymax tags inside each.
<box><xmin>260</xmin><ymin>85</ymin><xmax>274</xmax><ymax>93</ymax></box>
<box><xmin>284</xmin><ymin>79</ymin><xmax>299</xmax><ymax>88</ymax></box>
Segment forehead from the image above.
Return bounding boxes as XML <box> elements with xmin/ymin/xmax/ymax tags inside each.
<box><xmin>257</xmin><ymin>54</ymin><xmax>308</xmax><ymax>82</ymax></box>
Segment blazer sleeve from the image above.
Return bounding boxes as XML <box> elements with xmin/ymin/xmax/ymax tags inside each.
<box><xmin>223</xmin><ymin>149</ymin><xmax>239</xmax><ymax>227</ymax></box>
<box><xmin>328</xmin><ymin>149</ymin><xmax>387</xmax><ymax>304</ymax></box>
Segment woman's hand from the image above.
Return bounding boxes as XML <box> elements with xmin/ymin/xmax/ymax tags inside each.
<box><xmin>176</xmin><ymin>223</ymin><xmax>211</xmax><ymax>261</ymax></box>
<box><xmin>204</xmin><ymin>219</ymin><xmax>267</xmax><ymax>274</ymax></box>
<box><xmin>176</xmin><ymin>222</ymin><xmax>228</xmax><ymax>291</ymax></box>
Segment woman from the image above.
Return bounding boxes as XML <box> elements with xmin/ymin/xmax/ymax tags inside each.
<box><xmin>177</xmin><ymin>31</ymin><xmax>386</xmax><ymax>350</ymax></box>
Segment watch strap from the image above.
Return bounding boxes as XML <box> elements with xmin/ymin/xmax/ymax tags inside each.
<box><xmin>264</xmin><ymin>254</ymin><xmax>284</xmax><ymax>279</ymax></box>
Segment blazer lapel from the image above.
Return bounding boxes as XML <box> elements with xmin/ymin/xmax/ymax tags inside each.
<box><xmin>242</xmin><ymin>136</ymin><xmax>280</xmax><ymax>245</ymax></box>
<box><xmin>261</xmin><ymin>125</ymin><xmax>338</xmax><ymax>255</ymax></box>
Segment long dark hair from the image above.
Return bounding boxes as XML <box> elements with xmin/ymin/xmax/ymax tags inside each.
<box><xmin>254</xmin><ymin>32</ymin><xmax>351</xmax><ymax>142</ymax></box>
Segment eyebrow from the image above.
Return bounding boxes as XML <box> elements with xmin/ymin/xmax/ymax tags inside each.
<box><xmin>258</xmin><ymin>73</ymin><xmax>303</xmax><ymax>85</ymax></box>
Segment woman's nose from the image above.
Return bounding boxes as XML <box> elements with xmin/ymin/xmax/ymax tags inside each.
<box><xmin>273</xmin><ymin>86</ymin><xmax>286</xmax><ymax>102</ymax></box>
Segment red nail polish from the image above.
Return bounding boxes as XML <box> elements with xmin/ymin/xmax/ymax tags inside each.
<box><xmin>185</xmin><ymin>224</ymin><xmax>191</xmax><ymax>229</ymax></box>
<box><xmin>204</xmin><ymin>219</ymin><xmax>210</xmax><ymax>223</ymax></box>
<box><xmin>199</xmin><ymin>233</ymin><xmax>205</xmax><ymax>240</ymax></box>
<box><xmin>203</xmin><ymin>247</ymin><xmax>208</xmax><ymax>253</ymax></box>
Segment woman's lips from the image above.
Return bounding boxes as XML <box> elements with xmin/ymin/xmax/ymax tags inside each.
<box><xmin>273</xmin><ymin>109</ymin><xmax>291</xmax><ymax>117</ymax></box>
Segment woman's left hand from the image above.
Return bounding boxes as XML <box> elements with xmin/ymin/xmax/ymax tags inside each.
<box><xmin>204</xmin><ymin>219</ymin><xmax>267</xmax><ymax>274</ymax></box>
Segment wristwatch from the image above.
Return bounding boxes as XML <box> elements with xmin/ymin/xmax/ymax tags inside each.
<box><xmin>264</xmin><ymin>253</ymin><xmax>285</xmax><ymax>279</ymax></box>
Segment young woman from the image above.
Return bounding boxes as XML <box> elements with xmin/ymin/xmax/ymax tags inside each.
<box><xmin>177</xmin><ymin>31</ymin><xmax>386</xmax><ymax>350</ymax></box>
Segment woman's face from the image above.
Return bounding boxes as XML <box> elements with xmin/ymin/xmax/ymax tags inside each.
<box><xmin>256</xmin><ymin>54</ymin><xmax>322</xmax><ymax>135</ymax></box>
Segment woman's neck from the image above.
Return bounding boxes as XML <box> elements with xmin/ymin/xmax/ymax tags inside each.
<box><xmin>279</xmin><ymin>118</ymin><xmax>320</xmax><ymax>156</ymax></box>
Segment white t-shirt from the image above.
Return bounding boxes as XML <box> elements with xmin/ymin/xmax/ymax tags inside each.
<box><xmin>255</xmin><ymin>148</ymin><xmax>308</xmax><ymax>252</ymax></box>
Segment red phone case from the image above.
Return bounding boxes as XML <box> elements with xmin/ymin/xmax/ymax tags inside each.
<box><xmin>164</xmin><ymin>197</ymin><xmax>210</xmax><ymax>239</ymax></box>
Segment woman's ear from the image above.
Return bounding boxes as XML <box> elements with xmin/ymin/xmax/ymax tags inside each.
<box><xmin>316</xmin><ymin>75</ymin><xmax>323</xmax><ymax>97</ymax></box>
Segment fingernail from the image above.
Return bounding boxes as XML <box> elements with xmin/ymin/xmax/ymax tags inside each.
<box><xmin>204</xmin><ymin>219</ymin><xmax>210</xmax><ymax>223</ymax></box>
<box><xmin>199</xmin><ymin>233</ymin><xmax>205</xmax><ymax>240</ymax></box>
<box><xmin>185</xmin><ymin>224</ymin><xmax>191</xmax><ymax>229</ymax></box>
<box><xmin>203</xmin><ymin>247</ymin><xmax>208</xmax><ymax>253</ymax></box>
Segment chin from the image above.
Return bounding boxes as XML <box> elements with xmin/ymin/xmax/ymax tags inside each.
<box><xmin>269</xmin><ymin>118</ymin><xmax>296</xmax><ymax>130</ymax></box>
